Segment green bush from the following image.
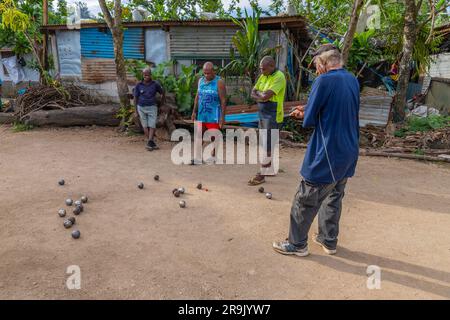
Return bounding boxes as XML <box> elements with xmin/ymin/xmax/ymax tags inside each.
<box><xmin>406</xmin><ymin>115</ymin><xmax>450</xmax><ymax>132</ymax></box>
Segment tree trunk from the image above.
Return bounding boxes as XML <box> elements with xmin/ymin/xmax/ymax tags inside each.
<box><xmin>22</xmin><ymin>105</ymin><xmax>120</xmax><ymax>127</ymax></box>
<box><xmin>392</xmin><ymin>0</ymin><xmax>418</xmax><ymax>123</ymax></box>
<box><xmin>341</xmin><ymin>0</ymin><xmax>365</xmax><ymax>66</ymax></box>
<box><xmin>113</xmin><ymin>31</ymin><xmax>130</xmax><ymax>108</ymax></box>
<box><xmin>98</xmin><ymin>0</ymin><xmax>130</xmax><ymax>108</ymax></box>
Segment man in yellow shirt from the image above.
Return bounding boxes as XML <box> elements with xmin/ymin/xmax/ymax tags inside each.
<box><xmin>248</xmin><ymin>56</ymin><xmax>286</xmax><ymax>185</ymax></box>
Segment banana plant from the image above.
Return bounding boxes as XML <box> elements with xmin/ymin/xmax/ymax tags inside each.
<box><xmin>222</xmin><ymin>9</ymin><xmax>270</xmax><ymax>83</ymax></box>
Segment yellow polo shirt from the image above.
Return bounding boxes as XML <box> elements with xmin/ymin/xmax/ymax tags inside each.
<box><xmin>254</xmin><ymin>70</ymin><xmax>286</xmax><ymax>123</ymax></box>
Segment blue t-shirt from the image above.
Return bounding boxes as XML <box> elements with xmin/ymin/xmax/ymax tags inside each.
<box><xmin>301</xmin><ymin>69</ymin><xmax>360</xmax><ymax>184</ymax></box>
<box><xmin>133</xmin><ymin>80</ymin><xmax>163</xmax><ymax>107</ymax></box>
<box><xmin>197</xmin><ymin>76</ymin><xmax>221</xmax><ymax>123</ymax></box>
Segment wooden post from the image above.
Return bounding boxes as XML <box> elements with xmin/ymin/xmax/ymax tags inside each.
<box><xmin>42</xmin><ymin>0</ymin><xmax>49</xmax><ymax>71</ymax></box>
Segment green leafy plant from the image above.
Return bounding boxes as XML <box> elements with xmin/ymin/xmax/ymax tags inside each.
<box><xmin>175</xmin><ymin>64</ymin><xmax>198</xmax><ymax>113</ymax></box>
<box><xmin>125</xmin><ymin>59</ymin><xmax>148</xmax><ymax>81</ymax></box>
<box><xmin>152</xmin><ymin>60</ymin><xmax>177</xmax><ymax>92</ymax></box>
<box><xmin>222</xmin><ymin>9</ymin><xmax>271</xmax><ymax>83</ymax></box>
<box><xmin>406</xmin><ymin>115</ymin><xmax>450</xmax><ymax>132</ymax></box>
<box><xmin>116</xmin><ymin>104</ymin><xmax>134</xmax><ymax>127</ymax></box>
<box><xmin>12</xmin><ymin>121</ymin><xmax>33</xmax><ymax>132</ymax></box>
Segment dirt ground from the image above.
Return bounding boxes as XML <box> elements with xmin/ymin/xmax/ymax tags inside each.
<box><xmin>0</xmin><ymin>125</ymin><xmax>449</xmax><ymax>300</ymax></box>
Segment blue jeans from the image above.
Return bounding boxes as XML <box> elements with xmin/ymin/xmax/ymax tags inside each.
<box><xmin>288</xmin><ymin>178</ymin><xmax>348</xmax><ymax>250</ymax></box>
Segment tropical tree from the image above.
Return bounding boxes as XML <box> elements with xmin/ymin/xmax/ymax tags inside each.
<box><xmin>0</xmin><ymin>0</ymin><xmax>50</xmax><ymax>83</ymax></box>
<box><xmin>393</xmin><ymin>0</ymin><xmax>449</xmax><ymax>122</ymax></box>
<box><xmin>98</xmin><ymin>0</ymin><xmax>130</xmax><ymax>108</ymax></box>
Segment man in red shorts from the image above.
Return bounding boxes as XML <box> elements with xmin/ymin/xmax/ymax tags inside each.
<box><xmin>191</xmin><ymin>62</ymin><xmax>227</xmax><ymax>164</ymax></box>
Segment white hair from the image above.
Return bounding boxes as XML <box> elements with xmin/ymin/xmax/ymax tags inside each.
<box><xmin>143</xmin><ymin>67</ymin><xmax>152</xmax><ymax>74</ymax></box>
<box><xmin>316</xmin><ymin>50</ymin><xmax>343</xmax><ymax>67</ymax></box>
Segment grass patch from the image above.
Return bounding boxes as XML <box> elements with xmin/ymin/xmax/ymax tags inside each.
<box><xmin>12</xmin><ymin>121</ymin><xmax>33</xmax><ymax>132</ymax></box>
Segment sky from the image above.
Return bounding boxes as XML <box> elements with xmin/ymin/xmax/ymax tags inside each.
<box><xmin>64</xmin><ymin>0</ymin><xmax>275</xmax><ymax>17</ymax></box>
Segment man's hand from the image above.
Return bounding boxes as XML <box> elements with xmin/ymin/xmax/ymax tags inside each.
<box><xmin>289</xmin><ymin>105</ymin><xmax>306</xmax><ymax>119</ymax></box>
<box><xmin>316</xmin><ymin>64</ymin><xmax>326</xmax><ymax>75</ymax></box>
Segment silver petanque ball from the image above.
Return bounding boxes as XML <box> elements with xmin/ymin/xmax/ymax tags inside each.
<box><xmin>74</xmin><ymin>200</ymin><xmax>82</xmax><ymax>207</ymax></box>
<box><xmin>81</xmin><ymin>196</ymin><xmax>88</xmax><ymax>203</ymax></box>
<box><xmin>65</xmin><ymin>198</ymin><xmax>73</xmax><ymax>206</ymax></box>
<box><xmin>58</xmin><ymin>209</ymin><xmax>66</xmax><ymax>217</ymax></box>
<box><xmin>178</xmin><ymin>187</ymin><xmax>185</xmax><ymax>194</ymax></box>
<box><xmin>179</xmin><ymin>200</ymin><xmax>186</xmax><ymax>208</ymax></box>
<box><xmin>265</xmin><ymin>192</ymin><xmax>273</xmax><ymax>199</ymax></box>
<box><xmin>63</xmin><ymin>219</ymin><xmax>73</xmax><ymax>229</ymax></box>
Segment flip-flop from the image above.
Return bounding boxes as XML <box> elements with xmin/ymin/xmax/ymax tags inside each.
<box><xmin>248</xmin><ymin>175</ymin><xmax>265</xmax><ymax>186</ymax></box>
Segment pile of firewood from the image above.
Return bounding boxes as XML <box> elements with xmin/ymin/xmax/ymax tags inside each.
<box><xmin>15</xmin><ymin>84</ymin><xmax>98</xmax><ymax>120</ymax></box>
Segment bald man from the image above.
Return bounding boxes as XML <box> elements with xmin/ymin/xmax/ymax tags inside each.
<box><xmin>191</xmin><ymin>62</ymin><xmax>227</xmax><ymax>163</ymax></box>
<box><xmin>248</xmin><ymin>56</ymin><xmax>286</xmax><ymax>185</ymax></box>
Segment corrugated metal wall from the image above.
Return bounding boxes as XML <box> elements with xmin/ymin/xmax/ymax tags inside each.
<box><xmin>170</xmin><ymin>27</ymin><xmax>236</xmax><ymax>59</ymax></box>
<box><xmin>81</xmin><ymin>58</ymin><xmax>136</xmax><ymax>83</ymax></box>
<box><xmin>359</xmin><ymin>96</ymin><xmax>392</xmax><ymax>127</ymax></box>
<box><xmin>56</xmin><ymin>30</ymin><xmax>81</xmax><ymax>76</ymax></box>
<box><xmin>80</xmin><ymin>27</ymin><xmax>144</xmax><ymax>59</ymax></box>
<box><xmin>422</xmin><ymin>53</ymin><xmax>450</xmax><ymax>93</ymax></box>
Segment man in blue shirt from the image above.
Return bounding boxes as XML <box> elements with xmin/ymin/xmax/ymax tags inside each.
<box><xmin>273</xmin><ymin>45</ymin><xmax>360</xmax><ymax>257</ymax></box>
<box><xmin>133</xmin><ymin>67</ymin><xmax>165</xmax><ymax>151</ymax></box>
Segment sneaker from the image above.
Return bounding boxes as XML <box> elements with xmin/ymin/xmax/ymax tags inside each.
<box><xmin>272</xmin><ymin>241</ymin><xmax>309</xmax><ymax>257</ymax></box>
<box><xmin>146</xmin><ymin>140</ymin><xmax>154</xmax><ymax>151</ymax></box>
<box><xmin>148</xmin><ymin>140</ymin><xmax>159</xmax><ymax>150</ymax></box>
<box><xmin>313</xmin><ymin>234</ymin><xmax>337</xmax><ymax>255</ymax></box>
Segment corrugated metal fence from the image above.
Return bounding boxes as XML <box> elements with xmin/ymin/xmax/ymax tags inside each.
<box><xmin>170</xmin><ymin>27</ymin><xmax>236</xmax><ymax>59</ymax></box>
<box><xmin>80</xmin><ymin>27</ymin><xmax>144</xmax><ymax>59</ymax></box>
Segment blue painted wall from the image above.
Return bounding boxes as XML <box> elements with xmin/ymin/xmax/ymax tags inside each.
<box><xmin>80</xmin><ymin>28</ymin><xmax>144</xmax><ymax>59</ymax></box>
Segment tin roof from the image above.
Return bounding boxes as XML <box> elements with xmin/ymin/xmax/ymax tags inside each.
<box><xmin>41</xmin><ymin>14</ymin><xmax>308</xmax><ymax>33</ymax></box>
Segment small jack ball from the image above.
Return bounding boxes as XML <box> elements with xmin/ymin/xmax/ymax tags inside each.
<box><xmin>65</xmin><ymin>199</ymin><xmax>73</xmax><ymax>206</ymax></box>
<box><xmin>58</xmin><ymin>179</ymin><xmax>65</xmax><ymax>186</ymax></box>
<box><xmin>68</xmin><ymin>217</ymin><xmax>76</xmax><ymax>224</ymax></box>
<box><xmin>258</xmin><ymin>187</ymin><xmax>265</xmax><ymax>193</ymax></box>
<box><xmin>58</xmin><ymin>209</ymin><xmax>66</xmax><ymax>217</ymax></box>
<box><xmin>197</xmin><ymin>183</ymin><xmax>202</xmax><ymax>190</ymax></box>
<box><xmin>63</xmin><ymin>219</ymin><xmax>73</xmax><ymax>229</ymax></box>
<box><xmin>138</xmin><ymin>183</ymin><xmax>144</xmax><ymax>189</ymax></box>
<box><xmin>265</xmin><ymin>192</ymin><xmax>273</xmax><ymax>199</ymax></box>
<box><xmin>179</xmin><ymin>200</ymin><xmax>186</xmax><ymax>208</ymax></box>
<box><xmin>154</xmin><ymin>175</ymin><xmax>160</xmax><ymax>181</ymax></box>
<box><xmin>81</xmin><ymin>196</ymin><xmax>88</xmax><ymax>203</ymax></box>
<box><xmin>71</xmin><ymin>230</ymin><xmax>81</xmax><ymax>239</ymax></box>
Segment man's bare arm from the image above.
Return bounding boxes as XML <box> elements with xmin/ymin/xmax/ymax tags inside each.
<box><xmin>218</xmin><ymin>79</ymin><xmax>227</xmax><ymax>127</ymax></box>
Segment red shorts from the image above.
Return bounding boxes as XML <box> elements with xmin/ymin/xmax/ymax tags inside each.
<box><xmin>202</xmin><ymin>122</ymin><xmax>220</xmax><ymax>130</ymax></box>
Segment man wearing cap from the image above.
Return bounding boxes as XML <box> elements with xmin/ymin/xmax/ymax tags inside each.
<box><xmin>248</xmin><ymin>56</ymin><xmax>286</xmax><ymax>185</ymax></box>
<box><xmin>273</xmin><ymin>45</ymin><xmax>360</xmax><ymax>257</ymax></box>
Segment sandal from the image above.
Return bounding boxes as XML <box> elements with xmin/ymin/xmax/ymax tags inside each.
<box><xmin>248</xmin><ymin>174</ymin><xmax>266</xmax><ymax>186</ymax></box>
